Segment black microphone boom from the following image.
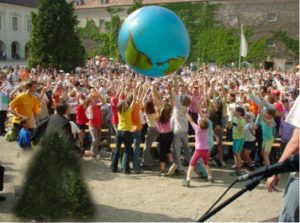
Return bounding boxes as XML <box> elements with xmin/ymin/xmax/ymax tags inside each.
<box><xmin>238</xmin><ymin>154</ymin><xmax>299</xmax><ymax>182</ymax></box>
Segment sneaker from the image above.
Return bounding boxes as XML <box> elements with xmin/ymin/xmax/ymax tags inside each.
<box><xmin>160</xmin><ymin>172</ymin><xmax>166</xmax><ymax>177</ymax></box>
<box><xmin>207</xmin><ymin>176</ymin><xmax>214</xmax><ymax>183</ymax></box>
<box><xmin>230</xmin><ymin>164</ymin><xmax>237</xmax><ymax>169</ymax></box>
<box><xmin>182</xmin><ymin>180</ymin><xmax>190</xmax><ymax>187</ymax></box>
<box><xmin>167</xmin><ymin>163</ymin><xmax>176</xmax><ymax>176</ymax></box>
<box><xmin>221</xmin><ymin>161</ymin><xmax>227</xmax><ymax>167</ymax></box>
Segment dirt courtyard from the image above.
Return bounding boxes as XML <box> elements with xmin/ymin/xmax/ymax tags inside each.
<box><xmin>0</xmin><ymin>137</ymin><xmax>288</xmax><ymax>222</ymax></box>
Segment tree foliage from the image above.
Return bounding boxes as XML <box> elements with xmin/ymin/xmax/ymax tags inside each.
<box><xmin>13</xmin><ymin>133</ymin><xmax>95</xmax><ymax>221</ymax></box>
<box><xmin>28</xmin><ymin>0</ymin><xmax>85</xmax><ymax>71</ymax></box>
<box><xmin>163</xmin><ymin>2</ymin><xmax>272</xmax><ymax>67</ymax></box>
<box><xmin>274</xmin><ymin>31</ymin><xmax>299</xmax><ymax>55</ymax></box>
<box><xmin>127</xmin><ymin>0</ymin><xmax>143</xmax><ymax>14</ymax></box>
<box><xmin>77</xmin><ymin>19</ymin><xmax>101</xmax><ymax>58</ymax></box>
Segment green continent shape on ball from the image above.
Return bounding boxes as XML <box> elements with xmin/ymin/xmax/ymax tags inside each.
<box><xmin>163</xmin><ymin>57</ymin><xmax>185</xmax><ymax>75</ymax></box>
<box><xmin>125</xmin><ymin>33</ymin><xmax>152</xmax><ymax>70</ymax></box>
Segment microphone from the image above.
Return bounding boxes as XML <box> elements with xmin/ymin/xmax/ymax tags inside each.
<box><xmin>238</xmin><ymin>154</ymin><xmax>299</xmax><ymax>182</ymax></box>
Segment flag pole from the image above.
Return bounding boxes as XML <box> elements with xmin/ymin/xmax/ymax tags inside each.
<box><xmin>239</xmin><ymin>24</ymin><xmax>242</xmax><ymax>70</ymax></box>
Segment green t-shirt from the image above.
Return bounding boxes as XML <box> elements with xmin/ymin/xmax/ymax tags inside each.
<box><xmin>232</xmin><ymin>116</ymin><xmax>246</xmax><ymax>139</ymax></box>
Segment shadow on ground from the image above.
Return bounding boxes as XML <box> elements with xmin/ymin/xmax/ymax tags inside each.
<box><xmin>93</xmin><ymin>203</ymin><xmax>193</xmax><ymax>222</ymax></box>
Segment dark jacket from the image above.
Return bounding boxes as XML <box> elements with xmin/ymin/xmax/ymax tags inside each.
<box><xmin>32</xmin><ymin>114</ymin><xmax>82</xmax><ymax>154</ymax></box>
<box><xmin>45</xmin><ymin>114</ymin><xmax>74</xmax><ymax>143</ymax></box>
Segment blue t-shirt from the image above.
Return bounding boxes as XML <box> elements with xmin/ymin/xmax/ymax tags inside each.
<box><xmin>17</xmin><ymin>128</ymin><xmax>32</xmax><ymax>148</ymax></box>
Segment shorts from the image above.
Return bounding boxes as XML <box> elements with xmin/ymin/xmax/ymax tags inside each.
<box><xmin>77</xmin><ymin>124</ymin><xmax>87</xmax><ymax>130</ymax></box>
<box><xmin>233</xmin><ymin>139</ymin><xmax>244</xmax><ymax>154</ymax></box>
<box><xmin>190</xmin><ymin>149</ymin><xmax>210</xmax><ymax>166</ymax></box>
<box><xmin>262</xmin><ymin>139</ymin><xmax>274</xmax><ymax>153</ymax></box>
<box><xmin>244</xmin><ymin>141</ymin><xmax>256</xmax><ymax>151</ymax></box>
<box><xmin>214</xmin><ymin>127</ymin><xmax>223</xmax><ymax>145</ymax></box>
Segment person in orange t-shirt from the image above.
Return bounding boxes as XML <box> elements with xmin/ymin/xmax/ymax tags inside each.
<box><xmin>131</xmin><ymin>103</ymin><xmax>143</xmax><ymax>173</ymax></box>
<box><xmin>249</xmin><ymin>99</ymin><xmax>259</xmax><ymax>116</ymax></box>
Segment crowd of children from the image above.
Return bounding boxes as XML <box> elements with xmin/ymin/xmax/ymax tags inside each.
<box><xmin>0</xmin><ymin>60</ymin><xmax>299</xmax><ymax>187</ymax></box>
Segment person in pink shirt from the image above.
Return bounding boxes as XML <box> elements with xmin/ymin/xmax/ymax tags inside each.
<box><xmin>183</xmin><ymin>109</ymin><xmax>213</xmax><ymax>187</ymax></box>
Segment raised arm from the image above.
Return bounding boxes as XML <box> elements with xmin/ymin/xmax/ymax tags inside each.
<box><xmin>185</xmin><ymin>110</ymin><xmax>196</xmax><ymax>126</ymax></box>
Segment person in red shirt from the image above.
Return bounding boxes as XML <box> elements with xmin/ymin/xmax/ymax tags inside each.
<box><xmin>75</xmin><ymin>94</ymin><xmax>88</xmax><ymax>149</ymax></box>
<box><xmin>273</xmin><ymin>89</ymin><xmax>284</xmax><ymax>137</ymax></box>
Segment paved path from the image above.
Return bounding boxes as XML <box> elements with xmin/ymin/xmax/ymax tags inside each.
<box><xmin>0</xmin><ymin>137</ymin><xmax>288</xmax><ymax>222</ymax></box>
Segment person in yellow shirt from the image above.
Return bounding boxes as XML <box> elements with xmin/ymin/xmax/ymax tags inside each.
<box><xmin>111</xmin><ymin>82</ymin><xmax>140</xmax><ymax>174</ymax></box>
<box><xmin>9</xmin><ymin>80</ymin><xmax>41</xmax><ymax>133</ymax></box>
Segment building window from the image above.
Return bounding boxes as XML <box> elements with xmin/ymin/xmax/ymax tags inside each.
<box><xmin>99</xmin><ymin>19</ymin><xmax>105</xmax><ymax>29</ymax></box>
<box><xmin>268</xmin><ymin>13</ymin><xmax>277</xmax><ymax>22</ymax></box>
<box><xmin>12</xmin><ymin>16</ymin><xmax>18</xmax><ymax>31</ymax></box>
<box><xmin>228</xmin><ymin>15</ymin><xmax>238</xmax><ymax>23</ymax></box>
<box><xmin>267</xmin><ymin>39</ymin><xmax>275</xmax><ymax>48</ymax></box>
<box><xmin>100</xmin><ymin>0</ymin><xmax>109</xmax><ymax>4</ymax></box>
<box><xmin>285</xmin><ymin>62</ymin><xmax>294</xmax><ymax>70</ymax></box>
<box><xmin>76</xmin><ymin>0</ymin><xmax>84</xmax><ymax>5</ymax></box>
<box><xmin>27</xmin><ymin>19</ymin><xmax>32</xmax><ymax>32</ymax></box>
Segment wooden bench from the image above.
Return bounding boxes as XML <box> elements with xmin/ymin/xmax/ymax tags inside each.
<box><xmin>106</xmin><ymin>141</ymin><xmax>280</xmax><ymax>150</ymax></box>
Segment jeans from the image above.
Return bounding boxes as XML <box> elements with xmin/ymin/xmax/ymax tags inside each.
<box><xmin>111</xmin><ymin>130</ymin><xmax>132</xmax><ymax>173</ymax></box>
<box><xmin>172</xmin><ymin>131</ymin><xmax>191</xmax><ymax>171</ymax></box>
<box><xmin>88</xmin><ymin>126</ymin><xmax>101</xmax><ymax>155</ymax></box>
<box><xmin>279</xmin><ymin>175</ymin><xmax>299</xmax><ymax>222</ymax></box>
<box><xmin>142</xmin><ymin>127</ymin><xmax>159</xmax><ymax>166</ymax></box>
<box><xmin>132</xmin><ymin>131</ymin><xmax>141</xmax><ymax>172</ymax></box>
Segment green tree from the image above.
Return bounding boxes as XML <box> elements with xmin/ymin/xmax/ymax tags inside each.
<box><xmin>13</xmin><ymin>133</ymin><xmax>95</xmax><ymax>221</ymax></box>
<box><xmin>164</xmin><ymin>2</ymin><xmax>269</xmax><ymax>67</ymax></box>
<box><xmin>99</xmin><ymin>14</ymin><xmax>122</xmax><ymax>59</ymax></box>
<box><xmin>28</xmin><ymin>0</ymin><xmax>85</xmax><ymax>71</ymax></box>
<box><xmin>127</xmin><ymin>0</ymin><xmax>143</xmax><ymax>14</ymax></box>
<box><xmin>77</xmin><ymin>19</ymin><xmax>102</xmax><ymax>58</ymax></box>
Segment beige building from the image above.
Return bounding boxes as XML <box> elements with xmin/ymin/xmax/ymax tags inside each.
<box><xmin>0</xmin><ymin>0</ymin><xmax>37</xmax><ymax>61</ymax></box>
<box><xmin>74</xmin><ymin>0</ymin><xmax>299</xmax><ymax>70</ymax></box>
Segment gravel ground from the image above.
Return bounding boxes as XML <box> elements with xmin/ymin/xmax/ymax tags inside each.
<box><xmin>0</xmin><ymin>137</ymin><xmax>288</xmax><ymax>222</ymax></box>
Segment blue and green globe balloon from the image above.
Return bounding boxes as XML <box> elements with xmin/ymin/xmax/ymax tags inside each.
<box><xmin>118</xmin><ymin>6</ymin><xmax>190</xmax><ymax>77</ymax></box>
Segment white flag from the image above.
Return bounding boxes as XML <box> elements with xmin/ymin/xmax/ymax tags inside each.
<box><xmin>240</xmin><ymin>24</ymin><xmax>248</xmax><ymax>57</ymax></box>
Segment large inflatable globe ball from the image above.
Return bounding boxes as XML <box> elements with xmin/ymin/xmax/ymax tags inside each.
<box><xmin>118</xmin><ymin>6</ymin><xmax>190</xmax><ymax>77</ymax></box>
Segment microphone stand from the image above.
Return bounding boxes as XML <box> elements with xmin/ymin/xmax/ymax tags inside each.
<box><xmin>197</xmin><ymin>176</ymin><xmax>262</xmax><ymax>222</ymax></box>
